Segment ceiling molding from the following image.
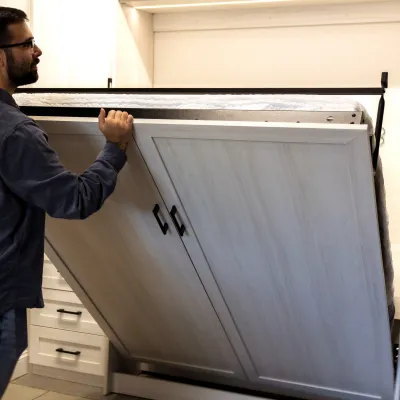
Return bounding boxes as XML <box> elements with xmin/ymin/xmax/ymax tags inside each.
<box><xmin>150</xmin><ymin>1</ymin><xmax>400</xmax><ymax>32</ymax></box>
<box><xmin>120</xmin><ymin>0</ymin><xmax>394</xmax><ymax>13</ymax></box>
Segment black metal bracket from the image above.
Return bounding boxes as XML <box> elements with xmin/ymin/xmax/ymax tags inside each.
<box><xmin>15</xmin><ymin>86</ymin><xmax>385</xmax><ymax>96</ymax></box>
<box><xmin>170</xmin><ymin>206</ymin><xmax>186</xmax><ymax>237</ymax></box>
<box><xmin>153</xmin><ymin>204</ymin><xmax>169</xmax><ymax>235</ymax></box>
<box><xmin>372</xmin><ymin>72</ymin><xmax>388</xmax><ymax>171</ymax></box>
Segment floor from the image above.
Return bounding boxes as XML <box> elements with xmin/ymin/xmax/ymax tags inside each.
<box><xmin>2</xmin><ymin>373</ymin><xmax>142</xmax><ymax>400</ymax></box>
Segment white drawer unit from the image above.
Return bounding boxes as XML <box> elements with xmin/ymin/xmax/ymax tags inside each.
<box><xmin>28</xmin><ymin>253</ymin><xmax>109</xmax><ymax>386</ymax></box>
<box><xmin>42</xmin><ymin>254</ymin><xmax>73</xmax><ymax>292</ymax></box>
<box><xmin>29</xmin><ymin>326</ymin><xmax>108</xmax><ymax>376</ymax></box>
<box><xmin>30</xmin><ymin>289</ymin><xmax>104</xmax><ymax>336</ymax></box>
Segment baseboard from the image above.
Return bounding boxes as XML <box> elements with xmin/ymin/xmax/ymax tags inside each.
<box><xmin>11</xmin><ymin>351</ymin><xmax>29</xmax><ymax>381</ymax></box>
<box><xmin>112</xmin><ymin>373</ymin><xmax>273</xmax><ymax>400</ymax></box>
<box><xmin>30</xmin><ymin>364</ymin><xmax>104</xmax><ymax>388</ymax></box>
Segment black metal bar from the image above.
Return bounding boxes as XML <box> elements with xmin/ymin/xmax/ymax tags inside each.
<box><xmin>152</xmin><ymin>204</ymin><xmax>169</xmax><ymax>235</ymax></box>
<box><xmin>170</xmin><ymin>206</ymin><xmax>186</xmax><ymax>237</ymax></box>
<box><xmin>24</xmin><ymin>106</ymin><xmax>342</xmax><ymax>120</ymax></box>
<box><xmin>20</xmin><ymin>106</ymin><xmax>245</xmax><ymax>119</ymax></box>
<box><xmin>13</xmin><ymin>106</ymin><xmax>358</xmax><ymax>122</ymax></box>
<box><xmin>372</xmin><ymin>95</ymin><xmax>385</xmax><ymax>170</ymax></box>
<box><xmin>372</xmin><ymin>72</ymin><xmax>388</xmax><ymax>170</ymax></box>
<box><xmin>107</xmin><ymin>78</ymin><xmax>113</xmax><ymax>89</ymax></box>
<box><xmin>381</xmin><ymin>71</ymin><xmax>389</xmax><ymax>90</ymax></box>
<box><xmin>15</xmin><ymin>87</ymin><xmax>385</xmax><ymax>95</ymax></box>
<box><xmin>56</xmin><ymin>348</ymin><xmax>81</xmax><ymax>356</ymax></box>
<box><xmin>57</xmin><ymin>308</ymin><xmax>82</xmax><ymax>316</ymax></box>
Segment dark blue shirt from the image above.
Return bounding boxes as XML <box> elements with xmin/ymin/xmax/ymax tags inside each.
<box><xmin>0</xmin><ymin>89</ymin><xmax>127</xmax><ymax>316</ymax></box>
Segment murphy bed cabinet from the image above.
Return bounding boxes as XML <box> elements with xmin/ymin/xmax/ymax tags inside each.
<box><xmin>28</xmin><ymin>116</ymin><xmax>393</xmax><ymax>400</ymax></box>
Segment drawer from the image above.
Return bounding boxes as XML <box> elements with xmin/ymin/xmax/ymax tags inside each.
<box><xmin>42</xmin><ymin>258</ymin><xmax>72</xmax><ymax>292</ymax></box>
<box><xmin>29</xmin><ymin>326</ymin><xmax>108</xmax><ymax>376</ymax></box>
<box><xmin>31</xmin><ymin>289</ymin><xmax>104</xmax><ymax>336</ymax></box>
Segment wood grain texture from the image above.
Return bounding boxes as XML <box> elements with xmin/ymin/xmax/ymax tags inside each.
<box><xmin>36</xmin><ymin>118</ymin><xmax>244</xmax><ymax>379</ymax></box>
<box><xmin>134</xmin><ymin>120</ymin><xmax>394</xmax><ymax>400</ymax></box>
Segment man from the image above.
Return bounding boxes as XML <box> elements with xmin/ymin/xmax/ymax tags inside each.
<box><xmin>0</xmin><ymin>7</ymin><xmax>134</xmax><ymax>396</ymax></box>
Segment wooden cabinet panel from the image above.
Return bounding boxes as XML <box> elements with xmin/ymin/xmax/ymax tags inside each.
<box><xmin>36</xmin><ymin>118</ymin><xmax>244</xmax><ymax>379</ymax></box>
<box><xmin>135</xmin><ymin>119</ymin><xmax>393</xmax><ymax>400</ymax></box>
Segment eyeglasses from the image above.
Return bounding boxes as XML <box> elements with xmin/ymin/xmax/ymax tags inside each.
<box><xmin>0</xmin><ymin>38</ymin><xmax>36</xmax><ymax>50</ymax></box>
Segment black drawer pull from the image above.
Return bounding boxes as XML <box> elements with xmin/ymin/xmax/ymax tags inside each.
<box><xmin>170</xmin><ymin>206</ymin><xmax>186</xmax><ymax>237</ymax></box>
<box><xmin>152</xmin><ymin>204</ymin><xmax>168</xmax><ymax>235</ymax></box>
<box><xmin>56</xmin><ymin>348</ymin><xmax>81</xmax><ymax>356</ymax></box>
<box><xmin>57</xmin><ymin>309</ymin><xmax>82</xmax><ymax>316</ymax></box>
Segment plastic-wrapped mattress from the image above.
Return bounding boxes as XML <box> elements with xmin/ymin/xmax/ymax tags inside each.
<box><xmin>14</xmin><ymin>92</ymin><xmax>370</xmax><ymax>111</ymax></box>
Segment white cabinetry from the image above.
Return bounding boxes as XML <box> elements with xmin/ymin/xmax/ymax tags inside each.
<box><xmin>30</xmin><ymin>116</ymin><xmax>393</xmax><ymax>400</ymax></box>
<box><xmin>28</xmin><ymin>254</ymin><xmax>108</xmax><ymax>386</ymax></box>
<box><xmin>134</xmin><ymin>119</ymin><xmax>392</xmax><ymax>395</ymax></box>
<box><xmin>42</xmin><ymin>123</ymin><xmax>245</xmax><ymax>379</ymax></box>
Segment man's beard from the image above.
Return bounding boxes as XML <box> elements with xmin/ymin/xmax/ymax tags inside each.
<box><xmin>5</xmin><ymin>50</ymin><xmax>39</xmax><ymax>87</ymax></box>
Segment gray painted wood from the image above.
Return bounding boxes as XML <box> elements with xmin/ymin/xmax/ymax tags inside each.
<box><xmin>112</xmin><ymin>372</ymin><xmax>267</xmax><ymax>400</ymax></box>
<box><xmin>134</xmin><ymin>120</ymin><xmax>394</xmax><ymax>400</ymax></box>
<box><xmin>35</xmin><ymin>118</ymin><xmax>244</xmax><ymax>379</ymax></box>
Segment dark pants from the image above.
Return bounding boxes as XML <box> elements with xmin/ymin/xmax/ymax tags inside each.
<box><xmin>0</xmin><ymin>309</ymin><xmax>28</xmax><ymax>399</ymax></box>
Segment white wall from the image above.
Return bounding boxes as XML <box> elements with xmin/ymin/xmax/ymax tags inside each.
<box><xmin>26</xmin><ymin>0</ymin><xmax>152</xmax><ymax>88</ymax></box>
<box><xmin>1</xmin><ymin>0</ymin><xmax>31</xmax><ymax>17</ymax></box>
<box><xmin>152</xmin><ymin>1</ymin><xmax>400</xmax><ymax>284</ymax></box>
<box><xmin>30</xmin><ymin>0</ymin><xmax>117</xmax><ymax>88</ymax></box>
<box><xmin>114</xmin><ymin>6</ymin><xmax>153</xmax><ymax>88</ymax></box>
<box><xmin>153</xmin><ymin>1</ymin><xmax>400</xmax><ymax>88</ymax></box>
<box><xmin>154</xmin><ymin>22</ymin><xmax>400</xmax><ymax>88</ymax></box>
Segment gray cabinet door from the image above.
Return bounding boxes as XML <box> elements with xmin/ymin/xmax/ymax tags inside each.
<box><xmin>36</xmin><ymin>118</ymin><xmax>245</xmax><ymax>379</ymax></box>
<box><xmin>135</xmin><ymin>119</ymin><xmax>394</xmax><ymax>400</ymax></box>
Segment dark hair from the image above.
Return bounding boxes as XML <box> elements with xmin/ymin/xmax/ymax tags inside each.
<box><xmin>0</xmin><ymin>7</ymin><xmax>28</xmax><ymax>47</ymax></box>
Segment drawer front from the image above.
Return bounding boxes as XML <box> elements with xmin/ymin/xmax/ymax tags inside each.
<box><xmin>29</xmin><ymin>326</ymin><xmax>108</xmax><ymax>376</ymax></box>
<box><xmin>31</xmin><ymin>289</ymin><xmax>104</xmax><ymax>336</ymax></box>
<box><xmin>42</xmin><ymin>258</ymin><xmax>72</xmax><ymax>292</ymax></box>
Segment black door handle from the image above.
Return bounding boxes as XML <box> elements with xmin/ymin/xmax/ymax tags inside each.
<box><xmin>57</xmin><ymin>309</ymin><xmax>82</xmax><ymax>316</ymax></box>
<box><xmin>152</xmin><ymin>204</ymin><xmax>168</xmax><ymax>235</ymax></box>
<box><xmin>170</xmin><ymin>206</ymin><xmax>186</xmax><ymax>237</ymax></box>
<box><xmin>56</xmin><ymin>348</ymin><xmax>81</xmax><ymax>356</ymax></box>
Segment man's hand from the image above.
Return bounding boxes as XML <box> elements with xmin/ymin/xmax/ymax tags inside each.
<box><xmin>98</xmin><ymin>108</ymin><xmax>134</xmax><ymax>151</ymax></box>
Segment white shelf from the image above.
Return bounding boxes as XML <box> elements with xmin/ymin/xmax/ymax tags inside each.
<box><xmin>120</xmin><ymin>0</ymin><xmax>393</xmax><ymax>13</ymax></box>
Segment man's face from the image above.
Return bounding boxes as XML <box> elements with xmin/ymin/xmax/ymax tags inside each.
<box><xmin>3</xmin><ymin>22</ymin><xmax>42</xmax><ymax>87</ymax></box>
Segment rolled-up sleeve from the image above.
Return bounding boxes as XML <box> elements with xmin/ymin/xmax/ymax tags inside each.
<box><xmin>0</xmin><ymin>120</ymin><xmax>127</xmax><ymax>220</ymax></box>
